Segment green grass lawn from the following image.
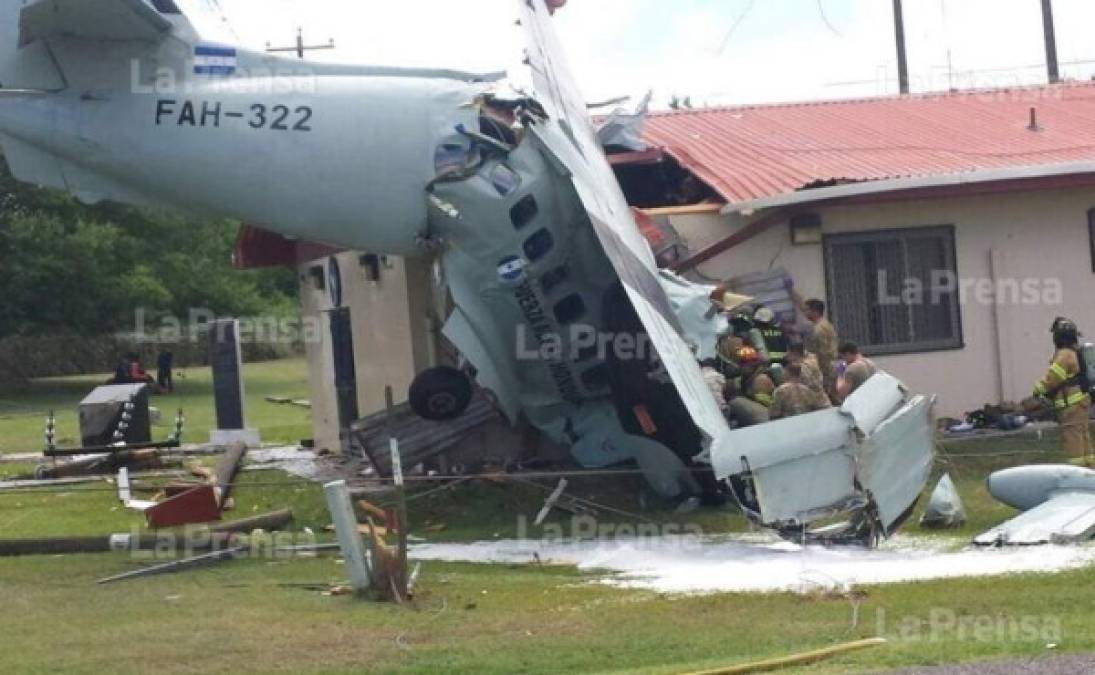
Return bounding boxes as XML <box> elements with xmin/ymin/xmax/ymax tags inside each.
<box><xmin>0</xmin><ymin>436</ymin><xmax>1091</xmax><ymax>674</ymax></box>
<box><xmin>1</xmin><ymin>551</ymin><xmax>1090</xmax><ymax>675</ymax></box>
<box><xmin>2</xmin><ymin>362</ymin><xmax>1094</xmax><ymax>673</ymax></box>
<box><xmin>0</xmin><ymin>357</ymin><xmax>313</xmax><ymax>453</ymax></box>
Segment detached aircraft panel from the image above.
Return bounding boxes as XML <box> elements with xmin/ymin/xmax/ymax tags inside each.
<box><xmin>857</xmin><ymin>395</ymin><xmax>935</xmax><ymax>534</ymax></box>
<box><xmin>518</xmin><ymin>0</ymin><xmax>729</xmax><ymax>445</ymax></box>
<box><xmin>974</xmin><ymin>491</ymin><xmax>1095</xmax><ymax>545</ymax></box>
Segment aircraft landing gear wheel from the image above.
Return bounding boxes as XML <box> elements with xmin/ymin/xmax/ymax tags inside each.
<box><xmin>409</xmin><ymin>366</ymin><xmax>473</xmax><ymax>421</ymax></box>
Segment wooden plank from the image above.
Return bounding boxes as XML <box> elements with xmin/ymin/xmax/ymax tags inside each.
<box><xmin>639</xmin><ymin>202</ymin><xmax>725</xmax><ymax>217</ymax></box>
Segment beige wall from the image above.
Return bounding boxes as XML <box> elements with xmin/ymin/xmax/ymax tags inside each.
<box><xmin>671</xmin><ymin>187</ymin><xmax>1095</xmax><ymax>417</ymax></box>
<box><xmin>299</xmin><ymin>252</ymin><xmax>433</xmax><ymax>453</ymax></box>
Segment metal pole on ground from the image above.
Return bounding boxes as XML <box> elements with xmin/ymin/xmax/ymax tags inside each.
<box><xmin>324</xmin><ymin>480</ymin><xmax>371</xmax><ymax>595</ymax></box>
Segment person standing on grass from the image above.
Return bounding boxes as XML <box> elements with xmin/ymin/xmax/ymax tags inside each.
<box><xmin>157</xmin><ymin>349</ymin><xmax>175</xmax><ymax>394</ymax></box>
<box><xmin>1034</xmin><ymin>318</ymin><xmax>1093</xmax><ymax>465</ymax></box>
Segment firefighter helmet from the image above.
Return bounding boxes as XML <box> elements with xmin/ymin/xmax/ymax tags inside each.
<box><xmin>753</xmin><ymin>306</ymin><xmax>776</xmax><ymax>325</ymax></box>
<box><xmin>1051</xmin><ymin>317</ymin><xmax>1080</xmax><ymax>346</ymax></box>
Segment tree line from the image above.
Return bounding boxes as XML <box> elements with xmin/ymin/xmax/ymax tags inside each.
<box><xmin>0</xmin><ymin>156</ymin><xmax>299</xmax><ymax>340</ymax></box>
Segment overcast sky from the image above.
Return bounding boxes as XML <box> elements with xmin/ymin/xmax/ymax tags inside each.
<box><xmin>182</xmin><ymin>0</ymin><xmax>1095</xmax><ymax>109</ymax></box>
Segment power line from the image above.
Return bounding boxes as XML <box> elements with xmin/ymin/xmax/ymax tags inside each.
<box><xmin>816</xmin><ymin>0</ymin><xmax>841</xmax><ymax>36</ymax></box>
<box><xmin>824</xmin><ymin>57</ymin><xmax>1095</xmax><ymax>89</ymax></box>
<box><xmin>716</xmin><ymin>0</ymin><xmax>757</xmax><ymax>56</ymax></box>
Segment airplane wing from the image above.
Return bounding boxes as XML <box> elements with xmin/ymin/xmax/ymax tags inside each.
<box><xmin>974</xmin><ymin>491</ymin><xmax>1095</xmax><ymax>546</ymax></box>
<box><xmin>18</xmin><ymin>0</ymin><xmax>173</xmax><ymax>47</ymax></box>
<box><xmin>517</xmin><ymin>0</ymin><xmax>729</xmax><ymax>446</ymax></box>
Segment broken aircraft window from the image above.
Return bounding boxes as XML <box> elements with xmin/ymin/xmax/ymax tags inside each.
<box><xmin>540</xmin><ymin>265</ymin><xmax>570</xmax><ymax>295</ymax></box>
<box><xmin>523</xmin><ymin>228</ymin><xmax>554</xmax><ymax>261</ymax></box>
<box><xmin>434</xmin><ymin>141</ymin><xmax>472</xmax><ymax>176</ymax></box>
<box><xmin>553</xmin><ymin>294</ymin><xmax>586</xmax><ymax>324</ymax></box>
<box><xmin>510</xmin><ymin>194</ymin><xmax>538</xmax><ymax>229</ymax></box>
<box><xmin>491</xmin><ymin>164</ymin><xmax>521</xmax><ymax>196</ymax></box>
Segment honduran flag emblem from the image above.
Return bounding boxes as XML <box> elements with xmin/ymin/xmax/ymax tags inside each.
<box><xmin>194</xmin><ymin>44</ymin><xmax>238</xmax><ymax>76</ymax></box>
<box><xmin>497</xmin><ymin>256</ymin><xmax>527</xmax><ymax>285</ymax></box>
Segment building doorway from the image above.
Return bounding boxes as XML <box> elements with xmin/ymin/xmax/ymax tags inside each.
<box><xmin>329</xmin><ymin>306</ymin><xmax>360</xmax><ymax>438</ymax></box>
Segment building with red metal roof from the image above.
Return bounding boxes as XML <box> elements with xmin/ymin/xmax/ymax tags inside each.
<box><xmin>640</xmin><ymin>82</ymin><xmax>1095</xmax><ymax>207</ymax></box>
<box><xmin>627</xmin><ymin>83</ymin><xmax>1095</xmax><ymax>418</ymax></box>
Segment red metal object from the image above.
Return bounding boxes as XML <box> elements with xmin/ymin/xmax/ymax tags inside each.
<box><xmin>631</xmin><ymin>207</ymin><xmax>665</xmax><ymax>250</ymax></box>
<box><xmin>233</xmin><ymin>225</ymin><xmax>343</xmax><ymax>270</ymax></box>
<box><xmin>637</xmin><ymin>83</ymin><xmax>1095</xmax><ymax>204</ymax></box>
<box><xmin>145</xmin><ymin>485</ymin><xmax>221</xmax><ymax>529</ymax></box>
<box><xmin>607</xmin><ymin>148</ymin><xmax>665</xmax><ymax>166</ymax></box>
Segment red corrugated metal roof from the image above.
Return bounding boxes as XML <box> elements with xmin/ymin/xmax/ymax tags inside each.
<box><xmin>640</xmin><ymin>83</ymin><xmax>1095</xmax><ymax>204</ymax></box>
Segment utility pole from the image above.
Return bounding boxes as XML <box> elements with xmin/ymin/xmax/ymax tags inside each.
<box><xmin>266</xmin><ymin>28</ymin><xmax>335</xmax><ymax>60</ymax></box>
<box><xmin>1040</xmin><ymin>0</ymin><xmax>1060</xmax><ymax>84</ymax></box>
<box><xmin>892</xmin><ymin>0</ymin><xmax>910</xmax><ymax>94</ymax></box>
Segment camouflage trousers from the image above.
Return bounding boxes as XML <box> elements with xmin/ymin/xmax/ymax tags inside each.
<box><xmin>1058</xmin><ymin>400</ymin><xmax>1093</xmax><ymax>461</ymax></box>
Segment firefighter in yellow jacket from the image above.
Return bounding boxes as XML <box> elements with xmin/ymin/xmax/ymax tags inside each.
<box><xmin>1033</xmin><ymin>318</ymin><xmax>1092</xmax><ymax>463</ymax></box>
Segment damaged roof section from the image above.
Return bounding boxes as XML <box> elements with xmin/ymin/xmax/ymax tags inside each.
<box><xmin>635</xmin><ymin>82</ymin><xmax>1095</xmax><ymax>205</ymax></box>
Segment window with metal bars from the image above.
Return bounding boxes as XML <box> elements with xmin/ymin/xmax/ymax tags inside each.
<box><xmin>823</xmin><ymin>225</ymin><xmax>962</xmax><ymax>355</ymax></box>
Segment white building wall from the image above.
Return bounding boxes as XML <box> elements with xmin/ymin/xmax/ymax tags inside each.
<box><xmin>671</xmin><ymin>187</ymin><xmax>1095</xmax><ymax>417</ymax></box>
<box><xmin>299</xmin><ymin>252</ymin><xmax>433</xmax><ymax>453</ymax></box>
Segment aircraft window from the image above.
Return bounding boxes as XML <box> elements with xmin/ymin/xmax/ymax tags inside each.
<box><xmin>150</xmin><ymin>0</ymin><xmax>182</xmax><ymax>14</ymax></box>
<box><xmin>510</xmin><ymin>194</ymin><xmax>538</xmax><ymax>229</ymax></box>
<box><xmin>434</xmin><ymin>141</ymin><xmax>472</xmax><ymax>175</ymax></box>
<box><xmin>523</xmin><ymin>228</ymin><xmax>554</xmax><ymax>261</ymax></box>
<box><xmin>553</xmin><ymin>294</ymin><xmax>586</xmax><ymax>324</ymax></box>
<box><xmin>580</xmin><ymin>364</ymin><xmax>610</xmax><ymax>391</ymax></box>
<box><xmin>540</xmin><ymin>265</ymin><xmax>569</xmax><ymax>294</ymax></box>
<box><xmin>491</xmin><ymin>164</ymin><xmax>521</xmax><ymax>196</ymax></box>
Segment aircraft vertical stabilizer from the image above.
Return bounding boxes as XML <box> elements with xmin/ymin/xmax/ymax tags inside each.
<box><xmin>0</xmin><ymin>0</ymin><xmax>64</xmax><ymax>91</ymax></box>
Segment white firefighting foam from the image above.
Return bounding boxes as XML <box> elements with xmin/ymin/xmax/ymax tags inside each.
<box><xmin>410</xmin><ymin>534</ymin><xmax>1095</xmax><ymax>594</ymax></box>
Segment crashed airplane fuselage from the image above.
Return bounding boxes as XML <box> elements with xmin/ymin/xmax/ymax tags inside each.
<box><xmin>0</xmin><ymin>0</ymin><xmax>934</xmax><ymax>544</ymax></box>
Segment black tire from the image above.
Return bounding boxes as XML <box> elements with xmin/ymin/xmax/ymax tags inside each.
<box><xmin>409</xmin><ymin>366</ymin><xmax>473</xmax><ymax>421</ymax></box>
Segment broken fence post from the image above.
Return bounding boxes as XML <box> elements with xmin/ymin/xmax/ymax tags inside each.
<box><xmin>391</xmin><ymin>436</ymin><xmax>409</xmax><ymax>602</ymax></box>
<box><xmin>324</xmin><ymin>479</ymin><xmax>371</xmax><ymax>595</ymax></box>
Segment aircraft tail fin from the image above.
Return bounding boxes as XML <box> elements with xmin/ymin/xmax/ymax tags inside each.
<box><xmin>1</xmin><ymin>0</ymin><xmax>195</xmax><ymax>91</ymax></box>
<box><xmin>0</xmin><ymin>0</ymin><xmax>64</xmax><ymax>90</ymax></box>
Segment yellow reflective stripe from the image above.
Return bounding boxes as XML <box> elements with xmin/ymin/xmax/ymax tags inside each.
<box><xmin>1055</xmin><ymin>391</ymin><xmax>1090</xmax><ymax>409</ymax></box>
<box><xmin>1050</xmin><ymin>363</ymin><xmax>1070</xmax><ymax>380</ymax></box>
<box><xmin>768</xmin><ymin>352</ymin><xmax>788</xmax><ymax>360</ymax></box>
<box><xmin>754</xmin><ymin>393</ymin><xmax>773</xmax><ymax>407</ymax></box>
<box><xmin>1034</xmin><ymin>382</ymin><xmax>1048</xmax><ymax>395</ymax></box>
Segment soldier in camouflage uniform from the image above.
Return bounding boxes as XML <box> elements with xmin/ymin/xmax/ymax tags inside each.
<box><xmin>786</xmin><ymin>344</ymin><xmax>831</xmax><ymax>406</ymax></box>
<box><xmin>769</xmin><ymin>363</ymin><xmax>832</xmax><ymax>420</ymax></box>
<box><xmin>793</xmin><ymin>293</ymin><xmax>839</xmax><ymax>398</ymax></box>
